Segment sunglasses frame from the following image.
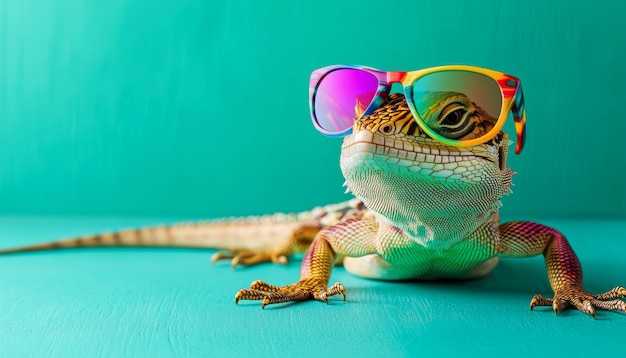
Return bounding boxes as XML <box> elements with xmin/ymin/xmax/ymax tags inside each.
<box><xmin>309</xmin><ymin>64</ymin><xmax>526</xmax><ymax>154</ymax></box>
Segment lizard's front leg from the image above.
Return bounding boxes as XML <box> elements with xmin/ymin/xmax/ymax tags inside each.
<box><xmin>498</xmin><ymin>221</ymin><xmax>626</xmax><ymax>317</ymax></box>
<box><xmin>235</xmin><ymin>218</ymin><xmax>379</xmax><ymax>308</ymax></box>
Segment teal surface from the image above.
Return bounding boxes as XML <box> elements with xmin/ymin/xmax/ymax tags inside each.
<box><xmin>1</xmin><ymin>217</ymin><xmax>625</xmax><ymax>356</ymax></box>
<box><xmin>0</xmin><ymin>0</ymin><xmax>625</xmax><ymax>217</ymax></box>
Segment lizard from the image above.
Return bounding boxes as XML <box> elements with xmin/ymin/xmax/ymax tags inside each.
<box><xmin>1</xmin><ymin>92</ymin><xmax>624</xmax><ymax>317</ymax></box>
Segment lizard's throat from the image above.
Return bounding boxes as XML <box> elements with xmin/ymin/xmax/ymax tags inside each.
<box><xmin>340</xmin><ymin>134</ymin><xmax>512</xmax><ymax>248</ymax></box>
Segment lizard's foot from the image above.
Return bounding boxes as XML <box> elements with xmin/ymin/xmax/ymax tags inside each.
<box><xmin>530</xmin><ymin>286</ymin><xmax>626</xmax><ymax>318</ymax></box>
<box><xmin>235</xmin><ymin>279</ymin><xmax>346</xmax><ymax>309</ymax></box>
<box><xmin>211</xmin><ymin>249</ymin><xmax>288</xmax><ymax>268</ymax></box>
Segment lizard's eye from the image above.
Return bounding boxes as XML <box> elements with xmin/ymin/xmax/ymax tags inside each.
<box><xmin>433</xmin><ymin>102</ymin><xmax>476</xmax><ymax>139</ymax></box>
<box><xmin>441</xmin><ymin>108</ymin><xmax>466</xmax><ymax>126</ymax></box>
<box><xmin>415</xmin><ymin>92</ymin><xmax>478</xmax><ymax>140</ymax></box>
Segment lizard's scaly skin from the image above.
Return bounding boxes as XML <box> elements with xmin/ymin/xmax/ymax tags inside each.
<box><xmin>234</xmin><ymin>93</ymin><xmax>625</xmax><ymax>315</ymax></box>
<box><xmin>0</xmin><ymin>200</ymin><xmax>369</xmax><ymax>267</ymax></box>
<box><xmin>2</xmin><ymin>93</ymin><xmax>624</xmax><ymax>316</ymax></box>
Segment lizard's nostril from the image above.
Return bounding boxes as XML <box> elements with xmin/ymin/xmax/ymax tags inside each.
<box><xmin>380</xmin><ymin>124</ymin><xmax>394</xmax><ymax>134</ymax></box>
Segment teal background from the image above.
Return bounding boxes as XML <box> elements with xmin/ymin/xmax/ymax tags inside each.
<box><xmin>2</xmin><ymin>1</ymin><xmax>626</xmax><ymax>357</ymax></box>
<box><xmin>1</xmin><ymin>0</ymin><xmax>625</xmax><ymax>218</ymax></box>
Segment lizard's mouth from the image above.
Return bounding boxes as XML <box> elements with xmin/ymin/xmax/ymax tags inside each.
<box><xmin>342</xmin><ymin>130</ymin><xmax>498</xmax><ymax>167</ymax></box>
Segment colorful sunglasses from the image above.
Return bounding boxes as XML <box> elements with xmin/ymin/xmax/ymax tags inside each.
<box><xmin>309</xmin><ymin>64</ymin><xmax>526</xmax><ymax>154</ymax></box>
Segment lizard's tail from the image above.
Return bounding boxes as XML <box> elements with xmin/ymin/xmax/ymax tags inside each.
<box><xmin>0</xmin><ymin>199</ymin><xmax>366</xmax><ymax>255</ymax></box>
<box><xmin>0</xmin><ymin>216</ymin><xmax>314</xmax><ymax>255</ymax></box>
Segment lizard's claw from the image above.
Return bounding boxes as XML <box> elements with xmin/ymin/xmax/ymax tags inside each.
<box><xmin>530</xmin><ymin>286</ymin><xmax>626</xmax><ymax>318</ymax></box>
<box><xmin>235</xmin><ymin>279</ymin><xmax>346</xmax><ymax>309</ymax></box>
<box><xmin>211</xmin><ymin>249</ymin><xmax>288</xmax><ymax>268</ymax></box>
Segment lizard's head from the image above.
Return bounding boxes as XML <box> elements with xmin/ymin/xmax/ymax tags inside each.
<box><xmin>340</xmin><ymin>92</ymin><xmax>514</xmax><ymax>243</ymax></box>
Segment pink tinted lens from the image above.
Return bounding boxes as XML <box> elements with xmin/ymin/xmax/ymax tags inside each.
<box><xmin>313</xmin><ymin>69</ymin><xmax>378</xmax><ymax>134</ymax></box>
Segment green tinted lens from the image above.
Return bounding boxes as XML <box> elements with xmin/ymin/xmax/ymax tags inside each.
<box><xmin>411</xmin><ymin>71</ymin><xmax>503</xmax><ymax>140</ymax></box>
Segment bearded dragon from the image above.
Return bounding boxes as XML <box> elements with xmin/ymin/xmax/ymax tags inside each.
<box><xmin>1</xmin><ymin>93</ymin><xmax>624</xmax><ymax>317</ymax></box>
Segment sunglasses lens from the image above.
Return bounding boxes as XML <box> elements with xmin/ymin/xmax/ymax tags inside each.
<box><xmin>313</xmin><ymin>69</ymin><xmax>378</xmax><ymax>134</ymax></box>
<box><xmin>411</xmin><ymin>71</ymin><xmax>502</xmax><ymax>140</ymax></box>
